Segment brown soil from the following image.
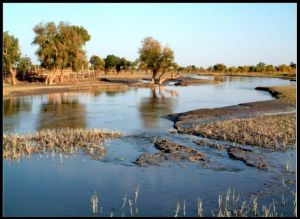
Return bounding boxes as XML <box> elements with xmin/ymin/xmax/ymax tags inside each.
<box><xmin>167</xmin><ymin>77</ymin><xmax>220</xmax><ymax>86</ymax></box>
<box><xmin>133</xmin><ymin>152</ymin><xmax>168</xmax><ymax>166</ymax></box>
<box><xmin>227</xmin><ymin>147</ymin><xmax>268</xmax><ymax>170</ymax></box>
<box><xmin>133</xmin><ymin>139</ymin><xmax>206</xmax><ymax>166</ymax></box>
<box><xmin>154</xmin><ymin>139</ymin><xmax>205</xmax><ymax>161</ymax></box>
<box><xmin>3</xmin><ymin>81</ymin><xmax>128</xmax><ymax>98</ymax></box>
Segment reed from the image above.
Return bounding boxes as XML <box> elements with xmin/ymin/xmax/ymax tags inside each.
<box><xmin>3</xmin><ymin>128</ymin><xmax>121</xmax><ymax>160</ymax></box>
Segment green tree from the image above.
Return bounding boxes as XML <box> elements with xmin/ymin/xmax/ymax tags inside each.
<box><xmin>104</xmin><ymin>55</ymin><xmax>120</xmax><ymax>74</ymax></box>
<box><xmin>255</xmin><ymin>62</ymin><xmax>266</xmax><ymax>72</ymax></box>
<box><xmin>89</xmin><ymin>55</ymin><xmax>105</xmax><ymax>71</ymax></box>
<box><xmin>265</xmin><ymin>65</ymin><xmax>275</xmax><ymax>72</ymax></box>
<box><xmin>249</xmin><ymin>65</ymin><xmax>256</xmax><ymax>72</ymax></box>
<box><xmin>213</xmin><ymin>63</ymin><xmax>227</xmax><ymax>72</ymax></box>
<box><xmin>3</xmin><ymin>31</ymin><xmax>21</xmax><ymax>85</ymax></box>
<box><xmin>119</xmin><ymin>57</ymin><xmax>132</xmax><ymax>72</ymax></box>
<box><xmin>138</xmin><ymin>37</ymin><xmax>175</xmax><ymax>84</ymax></box>
<box><xmin>32</xmin><ymin>22</ymin><xmax>91</xmax><ymax>85</ymax></box>
<box><xmin>17</xmin><ymin>56</ymin><xmax>32</xmax><ymax>80</ymax></box>
<box><xmin>228</xmin><ymin>66</ymin><xmax>238</xmax><ymax>73</ymax></box>
<box><xmin>277</xmin><ymin>64</ymin><xmax>290</xmax><ymax>72</ymax></box>
<box><xmin>289</xmin><ymin>62</ymin><xmax>296</xmax><ymax>69</ymax></box>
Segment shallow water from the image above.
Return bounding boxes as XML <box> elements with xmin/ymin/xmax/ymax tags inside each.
<box><xmin>3</xmin><ymin>76</ymin><xmax>296</xmax><ymax>216</ymax></box>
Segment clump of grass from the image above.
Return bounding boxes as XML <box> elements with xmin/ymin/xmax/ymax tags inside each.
<box><xmin>256</xmin><ymin>85</ymin><xmax>296</xmax><ymax>106</ymax></box>
<box><xmin>197</xmin><ymin>198</ymin><xmax>203</xmax><ymax>217</ymax></box>
<box><xmin>210</xmin><ymin>188</ymin><xmax>283</xmax><ymax>217</ymax></box>
<box><xmin>3</xmin><ymin>128</ymin><xmax>121</xmax><ymax>160</ymax></box>
<box><xmin>191</xmin><ymin>113</ymin><xmax>296</xmax><ymax>150</ymax></box>
<box><xmin>91</xmin><ymin>191</ymin><xmax>99</xmax><ymax>215</ymax></box>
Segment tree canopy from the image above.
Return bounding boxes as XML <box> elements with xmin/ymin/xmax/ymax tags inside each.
<box><xmin>89</xmin><ymin>55</ymin><xmax>105</xmax><ymax>71</ymax></box>
<box><xmin>138</xmin><ymin>37</ymin><xmax>175</xmax><ymax>83</ymax></box>
<box><xmin>32</xmin><ymin>21</ymin><xmax>91</xmax><ymax>84</ymax></box>
<box><xmin>17</xmin><ymin>56</ymin><xmax>32</xmax><ymax>80</ymax></box>
<box><xmin>3</xmin><ymin>31</ymin><xmax>21</xmax><ymax>85</ymax></box>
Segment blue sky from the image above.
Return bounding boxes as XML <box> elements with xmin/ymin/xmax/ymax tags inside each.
<box><xmin>3</xmin><ymin>3</ymin><xmax>297</xmax><ymax>67</ymax></box>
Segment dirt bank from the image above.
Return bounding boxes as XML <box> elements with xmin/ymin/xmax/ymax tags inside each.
<box><xmin>3</xmin><ymin>81</ymin><xmax>128</xmax><ymax>98</ymax></box>
<box><xmin>99</xmin><ymin>76</ymin><xmax>220</xmax><ymax>87</ymax></box>
<box><xmin>164</xmin><ymin>76</ymin><xmax>220</xmax><ymax>86</ymax></box>
<box><xmin>196</xmin><ymin>71</ymin><xmax>296</xmax><ymax>81</ymax></box>
<box><xmin>133</xmin><ymin>139</ymin><xmax>206</xmax><ymax>166</ymax></box>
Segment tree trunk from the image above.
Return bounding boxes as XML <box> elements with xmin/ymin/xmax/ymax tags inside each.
<box><xmin>152</xmin><ymin>70</ymin><xmax>158</xmax><ymax>84</ymax></box>
<box><xmin>45</xmin><ymin>69</ymin><xmax>59</xmax><ymax>85</ymax></box>
<box><xmin>59</xmin><ymin>69</ymin><xmax>64</xmax><ymax>83</ymax></box>
<box><xmin>9</xmin><ymin>66</ymin><xmax>17</xmax><ymax>85</ymax></box>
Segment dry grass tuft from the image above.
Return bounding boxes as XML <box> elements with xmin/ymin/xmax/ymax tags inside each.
<box><xmin>191</xmin><ymin>113</ymin><xmax>296</xmax><ymax>150</ymax></box>
<box><xmin>3</xmin><ymin>128</ymin><xmax>121</xmax><ymax>160</ymax></box>
<box><xmin>256</xmin><ymin>85</ymin><xmax>296</xmax><ymax>106</ymax></box>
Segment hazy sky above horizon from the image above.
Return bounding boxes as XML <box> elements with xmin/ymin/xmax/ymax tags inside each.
<box><xmin>3</xmin><ymin>3</ymin><xmax>297</xmax><ymax>67</ymax></box>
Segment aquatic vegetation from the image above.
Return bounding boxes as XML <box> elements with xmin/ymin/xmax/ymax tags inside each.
<box><xmin>174</xmin><ymin>201</ymin><xmax>180</xmax><ymax>217</ymax></box>
<box><xmin>210</xmin><ymin>188</ymin><xmax>283</xmax><ymax>217</ymax></box>
<box><xmin>197</xmin><ymin>198</ymin><xmax>203</xmax><ymax>217</ymax></box>
<box><xmin>3</xmin><ymin>128</ymin><xmax>121</xmax><ymax>160</ymax></box>
<box><xmin>91</xmin><ymin>191</ymin><xmax>99</xmax><ymax>215</ymax></box>
<box><xmin>93</xmin><ymin>186</ymin><xmax>296</xmax><ymax>217</ymax></box>
<box><xmin>191</xmin><ymin>113</ymin><xmax>296</xmax><ymax>150</ymax></box>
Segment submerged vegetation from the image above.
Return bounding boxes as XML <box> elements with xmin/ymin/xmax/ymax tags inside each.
<box><xmin>3</xmin><ymin>128</ymin><xmax>121</xmax><ymax>160</ymax></box>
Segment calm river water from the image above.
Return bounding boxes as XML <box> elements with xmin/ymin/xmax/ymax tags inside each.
<box><xmin>3</xmin><ymin>76</ymin><xmax>296</xmax><ymax>216</ymax></box>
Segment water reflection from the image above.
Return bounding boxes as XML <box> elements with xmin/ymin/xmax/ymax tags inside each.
<box><xmin>38</xmin><ymin>93</ymin><xmax>86</xmax><ymax>130</ymax></box>
<box><xmin>3</xmin><ymin>97</ymin><xmax>32</xmax><ymax>116</ymax></box>
<box><xmin>139</xmin><ymin>86</ymin><xmax>179</xmax><ymax>128</ymax></box>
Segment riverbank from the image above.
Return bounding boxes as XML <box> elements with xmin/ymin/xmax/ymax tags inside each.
<box><xmin>3</xmin><ymin>74</ymin><xmax>221</xmax><ymax>98</ymax></box>
<box><xmin>255</xmin><ymin>85</ymin><xmax>296</xmax><ymax>106</ymax></box>
<box><xmin>196</xmin><ymin>71</ymin><xmax>296</xmax><ymax>81</ymax></box>
<box><xmin>167</xmin><ymin>100</ymin><xmax>296</xmax><ymax>150</ymax></box>
<box><xmin>3</xmin><ymin>80</ymin><xmax>129</xmax><ymax>98</ymax></box>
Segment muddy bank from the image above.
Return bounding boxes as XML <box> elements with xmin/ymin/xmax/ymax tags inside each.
<box><xmin>167</xmin><ymin>100</ymin><xmax>295</xmax><ymax>129</ymax></box>
<box><xmin>99</xmin><ymin>76</ymin><xmax>220</xmax><ymax>87</ymax></box>
<box><xmin>196</xmin><ymin>72</ymin><xmax>296</xmax><ymax>80</ymax></box>
<box><xmin>164</xmin><ymin>76</ymin><xmax>220</xmax><ymax>86</ymax></box>
<box><xmin>167</xmin><ymin>100</ymin><xmax>296</xmax><ymax>150</ymax></box>
<box><xmin>3</xmin><ymin>82</ymin><xmax>128</xmax><ymax>98</ymax></box>
<box><xmin>134</xmin><ymin>139</ymin><xmax>206</xmax><ymax>166</ymax></box>
<box><xmin>227</xmin><ymin>147</ymin><xmax>268</xmax><ymax>170</ymax></box>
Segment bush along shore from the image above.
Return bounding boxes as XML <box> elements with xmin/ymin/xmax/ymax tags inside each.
<box><xmin>3</xmin><ymin>128</ymin><xmax>121</xmax><ymax>160</ymax></box>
